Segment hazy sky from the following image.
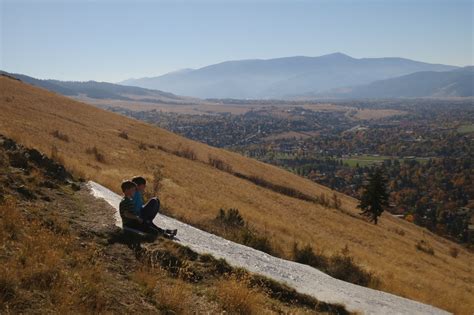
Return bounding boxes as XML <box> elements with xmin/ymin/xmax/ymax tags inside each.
<box><xmin>1</xmin><ymin>0</ymin><xmax>472</xmax><ymax>82</ymax></box>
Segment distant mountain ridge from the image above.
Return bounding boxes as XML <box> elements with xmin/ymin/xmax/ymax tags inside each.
<box><xmin>314</xmin><ymin>66</ymin><xmax>474</xmax><ymax>99</ymax></box>
<box><xmin>0</xmin><ymin>71</ymin><xmax>186</xmax><ymax>103</ymax></box>
<box><xmin>120</xmin><ymin>53</ymin><xmax>458</xmax><ymax>99</ymax></box>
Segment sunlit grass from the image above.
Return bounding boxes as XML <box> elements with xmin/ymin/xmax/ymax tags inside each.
<box><xmin>1</xmin><ymin>77</ymin><xmax>473</xmax><ymax>314</ymax></box>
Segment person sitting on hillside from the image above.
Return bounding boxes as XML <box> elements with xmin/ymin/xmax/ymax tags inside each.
<box><xmin>131</xmin><ymin>176</ymin><xmax>176</xmax><ymax>235</ymax></box>
<box><xmin>119</xmin><ymin>180</ymin><xmax>145</xmax><ymax>230</ymax></box>
<box><xmin>131</xmin><ymin>176</ymin><xmax>160</xmax><ymax>229</ymax></box>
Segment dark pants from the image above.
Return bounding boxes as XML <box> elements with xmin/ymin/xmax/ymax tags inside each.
<box><xmin>140</xmin><ymin>197</ymin><xmax>160</xmax><ymax>223</ymax></box>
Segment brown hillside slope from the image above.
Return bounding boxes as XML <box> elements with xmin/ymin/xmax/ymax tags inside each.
<box><xmin>0</xmin><ymin>137</ymin><xmax>342</xmax><ymax>314</ymax></box>
<box><xmin>0</xmin><ymin>76</ymin><xmax>472</xmax><ymax>314</ymax></box>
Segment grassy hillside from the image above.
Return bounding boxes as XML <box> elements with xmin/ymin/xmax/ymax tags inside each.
<box><xmin>0</xmin><ymin>135</ymin><xmax>341</xmax><ymax>314</ymax></box>
<box><xmin>1</xmin><ymin>76</ymin><xmax>472</xmax><ymax>314</ymax></box>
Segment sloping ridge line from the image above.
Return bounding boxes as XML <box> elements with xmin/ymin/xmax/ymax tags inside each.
<box><xmin>88</xmin><ymin>181</ymin><xmax>450</xmax><ymax>315</ymax></box>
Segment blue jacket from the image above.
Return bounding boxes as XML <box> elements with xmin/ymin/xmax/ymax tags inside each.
<box><xmin>132</xmin><ymin>190</ymin><xmax>144</xmax><ymax>215</ymax></box>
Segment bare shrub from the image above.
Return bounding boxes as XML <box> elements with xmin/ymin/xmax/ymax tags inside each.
<box><xmin>332</xmin><ymin>193</ymin><xmax>342</xmax><ymax>209</ymax></box>
<box><xmin>328</xmin><ymin>253</ymin><xmax>379</xmax><ymax>288</ymax></box>
<box><xmin>85</xmin><ymin>146</ymin><xmax>105</xmax><ymax>163</ymax></box>
<box><xmin>241</xmin><ymin>230</ymin><xmax>275</xmax><ymax>255</ymax></box>
<box><xmin>173</xmin><ymin>147</ymin><xmax>197</xmax><ymax>160</ymax></box>
<box><xmin>391</xmin><ymin>228</ymin><xmax>405</xmax><ymax>236</ymax></box>
<box><xmin>156</xmin><ymin>144</ymin><xmax>171</xmax><ymax>153</ymax></box>
<box><xmin>319</xmin><ymin>193</ymin><xmax>330</xmax><ymax>207</ymax></box>
<box><xmin>51</xmin><ymin>130</ymin><xmax>70</xmax><ymax>142</ymax></box>
<box><xmin>118</xmin><ymin>130</ymin><xmax>128</xmax><ymax>139</ymax></box>
<box><xmin>233</xmin><ymin>173</ymin><xmax>316</xmax><ymax>203</ymax></box>
<box><xmin>138</xmin><ymin>142</ymin><xmax>147</xmax><ymax>150</ymax></box>
<box><xmin>292</xmin><ymin>243</ymin><xmax>328</xmax><ymax>269</ymax></box>
<box><xmin>449</xmin><ymin>247</ymin><xmax>459</xmax><ymax>258</ymax></box>
<box><xmin>416</xmin><ymin>240</ymin><xmax>435</xmax><ymax>255</ymax></box>
<box><xmin>4</xmin><ymin>96</ymin><xmax>14</xmax><ymax>102</ymax></box>
<box><xmin>212</xmin><ymin>208</ymin><xmax>276</xmax><ymax>256</ymax></box>
<box><xmin>292</xmin><ymin>243</ymin><xmax>378</xmax><ymax>288</ymax></box>
<box><xmin>216</xmin><ymin>208</ymin><xmax>245</xmax><ymax>227</ymax></box>
<box><xmin>208</xmin><ymin>156</ymin><xmax>233</xmax><ymax>172</ymax></box>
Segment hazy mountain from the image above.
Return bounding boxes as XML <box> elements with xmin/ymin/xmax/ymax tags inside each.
<box><xmin>314</xmin><ymin>66</ymin><xmax>474</xmax><ymax>99</ymax></box>
<box><xmin>0</xmin><ymin>71</ymin><xmax>185</xmax><ymax>103</ymax></box>
<box><xmin>120</xmin><ymin>53</ymin><xmax>457</xmax><ymax>99</ymax></box>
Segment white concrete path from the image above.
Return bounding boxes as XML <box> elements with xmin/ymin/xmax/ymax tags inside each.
<box><xmin>88</xmin><ymin>181</ymin><xmax>450</xmax><ymax>315</ymax></box>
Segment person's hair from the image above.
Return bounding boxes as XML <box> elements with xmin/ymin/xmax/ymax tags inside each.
<box><xmin>121</xmin><ymin>180</ymin><xmax>136</xmax><ymax>192</ymax></box>
<box><xmin>132</xmin><ymin>176</ymin><xmax>146</xmax><ymax>186</ymax></box>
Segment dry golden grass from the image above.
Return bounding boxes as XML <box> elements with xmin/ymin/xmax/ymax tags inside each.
<box><xmin>0</xmin><ymin>199</ymin><xmax>113</xmax><ymax>313</ymax></box>
<box><xmin>215</xmin><ymin>276</ymin><xmax>265</xmax><ymax>314</ymax></box>
<box><xmin>132</xmin><ymin>269</ymin><xmax>195</xmax><ymax>314</ymax></box>
<box><xmin>1</xmin><ymin>76</ymin><xmax>473</xmax><ymax>314</ymax></box>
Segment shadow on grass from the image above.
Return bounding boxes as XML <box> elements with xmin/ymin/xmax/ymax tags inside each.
<box><xmin>106</xmin><ymin>228</ymin><xmax>157</xmax><ymax>251</ymax></box>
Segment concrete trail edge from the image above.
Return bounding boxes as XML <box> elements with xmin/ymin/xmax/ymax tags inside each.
<box><xmin>88</xmin><ymin>181</ymin><xmax>450</xmax><ymax>315</ymax></box>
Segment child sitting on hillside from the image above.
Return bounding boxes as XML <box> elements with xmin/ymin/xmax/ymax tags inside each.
<box><xmin>119</xmin><ymin>180</ymin><xmax>144</xmax><ymax>230</ymax></box>
<box><xmin>131</xmin><ymin>176</ymin><xmax>176</xmax><ymax>235</ymax></box>
<box><xmin>131</xmin><ymin>176</ymin><xmax>160</xmax><ymax>229</ymax></box>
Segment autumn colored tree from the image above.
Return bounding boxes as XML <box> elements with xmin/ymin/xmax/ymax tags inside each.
<box><xmin>358</xmin><ymin>168</ymin><xmax>389</xmax><ymax>224</ymax></box>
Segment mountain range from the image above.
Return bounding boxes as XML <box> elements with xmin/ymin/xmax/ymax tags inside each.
<box><xmin>120</xmin><ymin>53</ymin><xmax>462</xmax><ymax>99</ymax></box>
<box><xmin>0</xmin><ymin>71</ymin><xmax>189</xmax><ymax>104</ymax></box>
<box><xmin>3</xmin><ymin>54</ymin><xmax>472</xmax><ymax>101</ymax></box>
<box><xmin>314</xmin><ymin>66</ymin><xmax>474</xmax><ymax>99</ymax></box>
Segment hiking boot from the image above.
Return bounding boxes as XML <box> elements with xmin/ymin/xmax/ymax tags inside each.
<box><xmin>165</xmin><ymin>229</ymin><xmax>177</xmax><ymax>236</ymax></box>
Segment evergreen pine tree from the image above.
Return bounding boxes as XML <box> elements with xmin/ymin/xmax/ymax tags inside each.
<box><xmin>358</xmin><ymin>168</ymin><xmax>389</xmax><ymax>224</ymax></box>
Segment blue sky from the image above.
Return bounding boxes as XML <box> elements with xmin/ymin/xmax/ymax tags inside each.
<box><xmin>1</xmin><ymin>0</ymin><xmax>472</xmax><ymax>82</ymax></box>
